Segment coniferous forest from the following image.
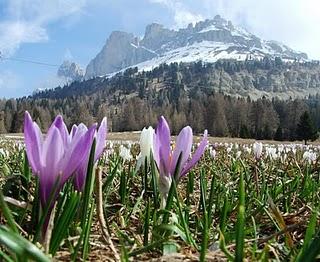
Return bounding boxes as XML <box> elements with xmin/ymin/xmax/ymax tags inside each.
<box><xmin>1</xmin><ymin>58</ymin><xmax>320</xmax><ymax>141</ymax></box>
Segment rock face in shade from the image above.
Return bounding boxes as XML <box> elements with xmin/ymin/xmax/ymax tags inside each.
<box><xmin>85</xmin><ymin>31</ymin><xmax>156</xmax><ymax>78</ymax></box>
<box><xmin>85</xmin><ymin>15</ymin><xmax>308</xmax><ymax>78</ymax></box>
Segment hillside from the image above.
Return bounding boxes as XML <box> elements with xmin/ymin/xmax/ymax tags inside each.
<box><xmin>35</xmin><ymin>59</ymin><xmax>320</xmax><ymax>100</ymax></box>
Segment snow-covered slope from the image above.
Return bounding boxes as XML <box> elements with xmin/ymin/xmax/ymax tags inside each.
<box><xmin>85</xmin><ymin>15</ymin><xmax>308</xmax><ymax>78</ymax></box>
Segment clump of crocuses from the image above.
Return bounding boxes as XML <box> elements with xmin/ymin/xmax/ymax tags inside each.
<box><xmin>153</xmin><ymin>116</ymin><xmax>208</xmax><ymax>206</ymax></box>
<box><xmin>24</xmin><ymin>111</ymin><xmax>107</xmax><ymax>207</ymax></box>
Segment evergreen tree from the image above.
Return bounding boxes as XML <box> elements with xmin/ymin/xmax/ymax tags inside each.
<box><xmin>296</xmin><ymin>111</ymin><xmax>319</xmax><ymax>145</ymax></box>
<box><xmin>274</xmin><ymin>126</ymin><xmax>283</xmax><ymax>141</ymax></box>
<box><xmin>239</xmin><ymin>125</ymin><xmax>250</xmax><ymax>139</ymax></box>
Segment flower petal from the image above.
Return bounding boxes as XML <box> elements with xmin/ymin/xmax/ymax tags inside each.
<box><xmin>154</xmin><ymin>116</ymin><xmax>171</xmax><ymax>174</ymax></box>
<box><xmin>170</xmin><ymin>126</ymin><xmax>193</xmax><ymax>176</ymax></box>
<box><xmin>60</xmin><ymin>124</ymin><xmax>96</xmax><ymax>183</ymax></box>
<box><xmin>39</xmin><ymin>127</ymin><xmax>63</xmax><ymax>205</ymax></box>
<box><xmin>24</xmin><ymin>111</ymin><xmax>43</xmax><ymax>173</ymax></box>
<box><xmin>73</xmin><ymin>162</ymin><xmax>87</xmax><ymax>192</ymax></box>
<box><xmin>71</xmin><ymin>124</ymin><xmax>78</xmax><ymax>138</ymax></box>
<box><xmin>180</xmin><ymin>130</ymin><xmax>208</xmax><ymax>177</ymax></box>
<box><xmin>73</xmin><ymin>123</ymin><xmax>88</xmax><ymax>138</ymax></box>
<box><xmin>140</xmin><ymin>126</ymin><xmax>154</xmax><ymax>158</ymax></box>
<box><xmin>95</xmin><ymin>117</ymin><xmax>107</xmax><ymax>161</ymax></box>
<box><xmin>42</xmin><ymin>126</ymin><xmax>64</xmax><ymax>179</ymax></box>
<box><xmin>52</xmin><ymin>115</ymin><xmax>69</xmax><ymax>146</ymax></box>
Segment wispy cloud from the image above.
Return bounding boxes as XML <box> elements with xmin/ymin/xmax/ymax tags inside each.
<box><xmin>149</xmin><ymin>0</ymin><xmax>203</xmax><ymax>28</ymax></box>
<box><xmin>0</xmin><ymin>21</ymin><xmax>48</xmax><ymax>55</ymax></box>
<box><xmin>0</xmin><ymin>0</ymin><xmax>88</xmax><ymax>56</ymax></box>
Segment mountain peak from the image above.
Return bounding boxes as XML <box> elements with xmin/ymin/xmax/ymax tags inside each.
<box><xmin>57</xmin><ymin>60</ymin><xmax>84</xmax><ymax>81</ymax></box>
<box><xmin>144</xmin><ymin>23</ymin><xmax>165</xmax><ymax>37</ymax></box>
<box><xmin>85</xmin><ymin>16</ymin><xmax>308</xmax><ymax>78</ymax></box>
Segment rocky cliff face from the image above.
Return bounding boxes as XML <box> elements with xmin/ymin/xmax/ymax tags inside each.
<box><xmin>57</xmin><ymin>60</ymin><xmax>84</xmax><ymax>82</ymax></box>
<box><xmin>85</xmin><ymin>15</ymin><xmax>308</xmax><ymax>78</ymax></box>
<box><xmin>85</xmin><ymin>31</ymin><xmax>156</xmax><ymax>78</ymax></box>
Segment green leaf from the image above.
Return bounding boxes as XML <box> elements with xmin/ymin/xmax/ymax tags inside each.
<box><xmin>0</xmin><ymin>190</ymin><xmax>18</xmax><ymax>234</ymax></box>
<box><xmin>50</xmin><ymin>191</ymin><xmax>81</xmax><ymax>255</ymax></box>
<box><xmin>0</xmin><ymin>225</ymin><xmax>50</xmax><ymax>262</ymax></box>
<box><xmin>296</xmin><ymin>210</ymin><xmax>319</xmax><ymax>262</ymax></box>
<box><xmin>235</xmin><ymin>171</ymin><xmax>245</xmax><ymax>262</ymax></box>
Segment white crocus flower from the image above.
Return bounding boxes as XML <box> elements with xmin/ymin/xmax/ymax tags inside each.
<box><xmin>244</xmin><ymin>146</ymin><xmax>252</xmax><ymax>154</ymax></box>
<box><xmin>119</xmin><ymin>145</ymin><xmax>132</xmax><ymax>161</ymax></box>
<box><xmin>266</xmin><ymin>147</ymin><xmax>278</xmax><ymax>160</ymax></box>
<box><xmin>253</xmin><ymin>142</ymin><xmax>263</xmax><ymax>160</ymax></box>
<box><xmin>303</xmin><ymin>151</ymin><xmax>317</xmax><ymax>164</ymax></box>
<box><xmin>236</xmin><ymin>151</ymin><xmax>242</xmax><ymax>159</ymax></box>
<box><xmin>136</xmin><ymin>126</ymin><xmax>155</xmax><ymax>170</ymax></box>
<box><xmin>209</xmin><ymin>147</ymin><xmax>216</xmax><ymax>159</ymax></box>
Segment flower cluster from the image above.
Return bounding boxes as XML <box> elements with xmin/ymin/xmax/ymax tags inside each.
<box><xmin>24</xmin><ymin>112</ymin><xmax>107</xmax><ymax>206</ymax></box>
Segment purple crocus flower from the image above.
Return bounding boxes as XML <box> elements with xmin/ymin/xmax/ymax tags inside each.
<box><xmin>24</xmin><ymin>111</ymin><xmax>96</xmax><ymax>206</ymax></box>
<box><xmin>153</xmin><ymin>116</ymin><xmax>208</xmax><ymax>196</ymax></box>
<box><xmin>73</xmin><ymin>117</ymin><xmax>107</xmax><ymax>191</ymax></box>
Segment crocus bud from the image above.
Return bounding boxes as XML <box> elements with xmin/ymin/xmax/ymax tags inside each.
<box><xmin>158</xmin><ymin>175</ymin><xmax>172</xmax><ymax>209</ymax></box>
<box><xmin>253</xmin><ymin>142</ymin><xmax>263</xmax><ymax>160</ymax></box>
<box><xmin>136</xmin><ymin>126</ymin><xmax>155</xmax><ymax>170</ymax></box>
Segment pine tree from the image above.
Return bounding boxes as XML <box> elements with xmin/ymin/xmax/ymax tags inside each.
<box><xmin>239</xmin><ymin>125</ymin><xmax>250</xmax><ymax>139</ymax></box>
<box><xmin>296</xmin><ymin>111</ymin><xmax>319</xmax><ymax>145</ymax></box>
<box><xmin>274</xmin><ymin>126</ymin><xmax>283</xmax><ymax>141</ymax></box>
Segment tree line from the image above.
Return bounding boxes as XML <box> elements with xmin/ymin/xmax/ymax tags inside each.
<box><xmin>0</xmin><ymin>58</ymin><xmax>320</xmax><ymax>142</ymax></box>
<box><xmin>1</xmin><ymin>92</ymin><xmax>320</xmax><ymax>142</ymax></box>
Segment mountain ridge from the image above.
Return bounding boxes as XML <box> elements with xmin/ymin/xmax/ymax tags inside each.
<box><xmin>85</xmin><ymin>15</ymin><xmax>308</xmax><ymax>78</ymax></box>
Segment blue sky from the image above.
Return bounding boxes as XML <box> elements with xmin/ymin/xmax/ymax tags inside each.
<box><xmin>1</xmin><ymin>0</ymin><xmax>320</xmax><ymax>98</ymax></box>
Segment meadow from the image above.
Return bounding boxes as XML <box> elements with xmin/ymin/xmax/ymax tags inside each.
<box><xmin>0</xmin><ymin>115</ymin><xmax>320</xmax><ymax>261</ymax></box>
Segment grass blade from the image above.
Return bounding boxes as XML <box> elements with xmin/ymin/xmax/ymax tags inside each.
<box><xmin>235</xmin><ymin>169</ymin><xmax>245</xmax><ymax>262</ymax></box>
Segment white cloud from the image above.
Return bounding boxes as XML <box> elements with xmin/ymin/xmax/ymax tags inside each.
<box><xmin>150</xmin><ymin>0</ymin><xmax>203</xmax><ymax>28</ymax></box>
<box><xmin>0</xmin><ymin>0</ymin><xmax>88</xmax><ymax>56</ymax></box>
<box><xmin>0</xmin><ymin>21</ymin><xmax>48</xmax><ymax>55</ymax></box>
<box><xmin>150</xmin><ymin>0</ymin><xmax>320</xmax><ymax>59</ymax></box>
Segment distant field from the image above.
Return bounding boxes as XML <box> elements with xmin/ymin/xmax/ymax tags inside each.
<box><xmin>1</xmin><ymin>132</ymin><xmax>319</xmax><ymax>145</ymax></box>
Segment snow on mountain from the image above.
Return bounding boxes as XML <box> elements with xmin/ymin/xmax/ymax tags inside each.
<box><xmin>85</xmin><ymin>15</ymin><xmax>308</xmax><ymax>78</ymax></box>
